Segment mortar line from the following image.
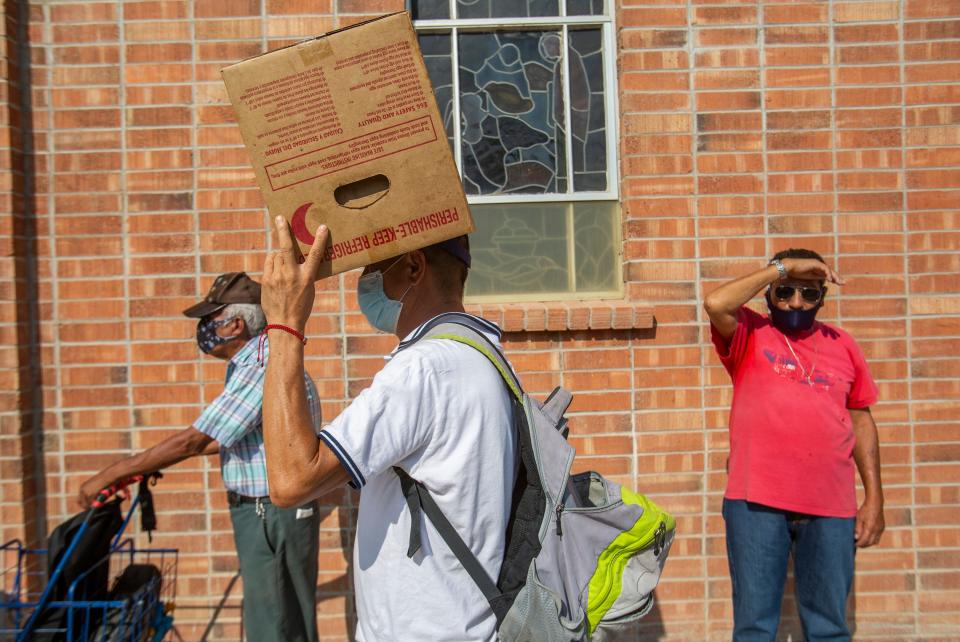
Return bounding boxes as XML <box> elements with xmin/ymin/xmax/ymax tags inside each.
<box><xmin>829</xmin><ymin>0</ymin><xmax>842</xmax><ymax>327</ymax></box>
<box><xmin>189</xmin><ymin>0</ymin><xmax>217</xmax><ymax>595</ymax></box>
<box><xmin>683</xmin><ymin>0</ymin><xmax>711</xmax><ymax>634</ymax></box>
<box><xmin>41</xmin><ymin>0</ymin><xmax>68</xmax><ymax>526</ymax></box>
<box><xmin>118</xmin><ymin>0</ymin><xmax>135</xmax><ymax>542</ymax></box>
<box><xmin>897</xmin><ymin>1</ymin><xmax>918</xmax><ymax>633</ymax></box>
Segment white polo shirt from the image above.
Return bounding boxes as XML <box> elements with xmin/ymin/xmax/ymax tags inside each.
<box><xmin>320</xmin><ymin>314</ymin><xmax>516</xmax><ymax>642</ymax></box>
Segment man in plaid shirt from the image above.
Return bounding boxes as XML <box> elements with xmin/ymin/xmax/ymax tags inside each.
<box><xmin>79</xmin><ymin>272</ymin><xmax>322</xmax><ymax>642</ymax></box>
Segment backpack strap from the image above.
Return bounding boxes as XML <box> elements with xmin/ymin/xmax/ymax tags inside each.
<box><xmin>391</xmin><ymin>313</ymin><xmax>520</xmax><ymax>614</ymax></box>
<box><xmin>393</xmin><ymin>466</ymin><xmax>501</xmax><ymax>605</ymax></box>
<box><xmin>394</xmin><ymin>312</ymin><xmax>523</xmax><ymax>402</ymax></box>
<box><xmin>423</xmin><ymin>322</ymin><xmax>523</xmax><ymax>402</ymax></box>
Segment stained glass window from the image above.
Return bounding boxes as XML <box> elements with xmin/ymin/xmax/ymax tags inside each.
<box><xmin>411</xmin><ymin>0</ymin><xmax>619</xmax><ymax>300</ymax></box>
<box><xmin>457</xmin><ymin>31</ymin><xmax>568</xmax><ymax>195</ymax></box>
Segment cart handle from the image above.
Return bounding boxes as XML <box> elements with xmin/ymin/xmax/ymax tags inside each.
<box><xmin>92</xmin><ymin>473</ymin><xmax>155</xmax><ymax>508</ymax></box>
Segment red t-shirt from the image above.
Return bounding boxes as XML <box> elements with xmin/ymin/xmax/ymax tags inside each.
<box><xmin>711</xmin><ymin>307</ymin><xmax>879</xmax><ymax>518</ymax></box>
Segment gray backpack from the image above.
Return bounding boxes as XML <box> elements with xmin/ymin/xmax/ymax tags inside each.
<box><xmin>393</xmin><ymin>313</ymin><xmax>675</xmax><ymax>641</ymax></box>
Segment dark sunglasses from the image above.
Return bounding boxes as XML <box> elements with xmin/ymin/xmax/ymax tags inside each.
<box><xmin>773</xmin><ymin>285</ymin><xmax>823</xmax><ymax>303</ymax></box>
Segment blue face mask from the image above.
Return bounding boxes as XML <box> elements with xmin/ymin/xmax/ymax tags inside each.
<box><xmin>357</xmin><ymin>257</ymin><xmax>411</xmax><ymax>334</ymax></box>
<box><xmin>196</xmin><ymin>317</ymin><xmax>235</xmax><ymax>354</ymax></box>
<box><xmin>765</xmin><ymin>293</ymin><xmax>820</xmax><ymax>334</ymax></box>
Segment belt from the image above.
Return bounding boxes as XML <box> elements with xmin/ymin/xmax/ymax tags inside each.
<box><xmin>226</xmin><ymin>490</ymin><xmax>270</xmax><ymax>508</ymax></box>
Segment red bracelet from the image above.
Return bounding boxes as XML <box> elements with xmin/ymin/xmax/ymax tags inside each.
<box><xmin>258</xmin><ymin>324</ymin><xmax>307</xmax><ymax>366</ymax></box>
<box><xmin>264</xmin><ymin>324</ymin><xmax>307</xmax><ymax>343</ymax></box>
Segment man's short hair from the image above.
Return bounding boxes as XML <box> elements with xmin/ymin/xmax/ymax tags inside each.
<box><xmin>771</xmin><ymin>248</ymin><xmax>825</xmax><ymax>263</ymax></box>
<box><xmin>221</xmin><ymin>303</ymin><xmax>266</xmax><ymax>335</ymax></box>
<box><xmin>423</xmin><ymin>236</ymin><xmax>470</xmax><ymax>296</ymax></box>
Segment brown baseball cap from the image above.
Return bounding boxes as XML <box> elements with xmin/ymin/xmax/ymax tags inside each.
<box><xmin>182</xmin><ymin>272</ymin><xmax>261</xmax><ymax>318</ymax></box>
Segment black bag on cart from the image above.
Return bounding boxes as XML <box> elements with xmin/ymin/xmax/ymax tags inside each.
<box><xmin>32</xmin><ymin>502</ymin><xmax>123</xmax><ymax>641</ymax></box>
<box><xmin>93</xmin><ymin>564</ymin><xmax>163</xmax><ymax>642</ymax></box>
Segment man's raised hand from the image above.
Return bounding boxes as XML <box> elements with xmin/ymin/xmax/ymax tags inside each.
<box><xmin>261</xmin><ymin>216</ymin><xmax>330</xmax><ymax>332</ymax></box>
<box><xmin>783</xmin><ymin>258</ymin><xmax>845</xmax><ymax>286</ymax></box>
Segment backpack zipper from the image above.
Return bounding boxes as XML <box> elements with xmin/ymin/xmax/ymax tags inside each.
<box><xmin>555</xmin><ymin>503</ymin><xmax>564</xmax><ymax>536</ymax></box>
<box><xmin>654</xmin><ymin>522</ymin><xmax>666</xmax><ymax>555</ymax></box>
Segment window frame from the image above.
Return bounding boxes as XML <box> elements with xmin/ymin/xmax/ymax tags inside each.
<box><xmin>411</xmin><ymin>1</ymin><xmax>623</xmax><ymax>301</ymax></box>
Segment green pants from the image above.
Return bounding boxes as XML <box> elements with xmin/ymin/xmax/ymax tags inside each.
<box><xmin>229</xmin><ymin>496</ymin><xmax>320</xmax><ymax>642</ymax></box>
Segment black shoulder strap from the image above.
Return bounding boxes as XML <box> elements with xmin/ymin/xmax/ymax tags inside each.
<box><xmin>393</xmin><ymin>466</ymin><xmax>501</xmax><ymax>605</ymax></box>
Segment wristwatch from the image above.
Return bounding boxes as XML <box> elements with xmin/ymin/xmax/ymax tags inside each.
<box><xmin>769</xmin><ymin>258</ymin><xmax>787</xmax><ymax>280</ymax></box>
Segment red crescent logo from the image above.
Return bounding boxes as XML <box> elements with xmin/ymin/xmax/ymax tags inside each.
<box><xmin>290</xmin><ymin>202</ymin><xmax>315</xmax><ymax>245</ymax></box>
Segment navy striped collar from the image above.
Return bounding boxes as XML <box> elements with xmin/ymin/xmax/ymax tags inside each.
<box><xmin>393</xmin><ymin>312</ymin><xmax>502</xmax><ymax>355</ymax></box>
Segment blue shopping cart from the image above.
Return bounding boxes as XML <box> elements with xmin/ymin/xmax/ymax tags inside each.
<box><xmin>1</xmin><ymin>474</ymin><xmax>177</xmax><ymax>641</ymax></box>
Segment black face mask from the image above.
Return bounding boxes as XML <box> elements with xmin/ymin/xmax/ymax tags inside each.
<box><xmin>196</xmin><ymin>317</ymin><xmax>235</xmax><ymax>354</ymax></box>
<box><xmin>765</xmin><ymin>293</ymin><xmax>820</xmax><ymax>334</ymax></box>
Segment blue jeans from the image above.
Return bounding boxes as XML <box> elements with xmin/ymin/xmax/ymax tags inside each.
<box><xmin>722</xmin><ymin>499</ymin><xmax>855</xmax><ymax>642</ymax></box>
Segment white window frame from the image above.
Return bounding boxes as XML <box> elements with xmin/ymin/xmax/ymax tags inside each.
<box><xmin>412</xmin><ymin>1</ymin><xmax>622</xmax><ymax>301</ymax></box>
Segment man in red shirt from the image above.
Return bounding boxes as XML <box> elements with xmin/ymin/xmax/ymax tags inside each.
<box><xmin>704</xmin><ymin>248</ymin><xmax>884</xmax><ymax>642</ymax></box>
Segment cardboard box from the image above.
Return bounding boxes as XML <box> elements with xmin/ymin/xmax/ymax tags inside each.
<box><xmin>222</xmin><ymin>12</ymin><xmax>473</xmax><ymax>277</ymax></box>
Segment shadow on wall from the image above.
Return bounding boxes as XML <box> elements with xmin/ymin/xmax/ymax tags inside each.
<box><xmin>197</xmin><ymin>573</ymin><xmax>241</xmax><ymax>642</ymax></box>
<box><xmin>10</xmin><ymin>0</ymin><xmax>48</xmax><ymax>562</ymax></box>
<box><xmin>184</xmin><ymin>494</ymin><xmax>356</xmax><ymax>641</ymax></box>
<box><xmin>316</xmin><ymin>492</ymin><xmax>358</xmax><ymax>642</ymax></box>
<box><xmin>636</xmin><ymin>596</ymin><xmax>668</xmax><ymax>640</ymax></box>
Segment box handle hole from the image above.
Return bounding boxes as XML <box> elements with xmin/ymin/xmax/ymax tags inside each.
<box><xmin>335</xmin><ymin>174</ymin><xmax>390</xmax><ymax>209</ymax></box>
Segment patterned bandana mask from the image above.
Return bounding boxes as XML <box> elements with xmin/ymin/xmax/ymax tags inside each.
<box><xmin>196</xmin><ymin>317</ymin><xmax>235</xmax><ymax>354</ymax></box>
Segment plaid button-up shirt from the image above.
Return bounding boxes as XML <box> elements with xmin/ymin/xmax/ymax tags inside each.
<box><xmin>193</xmin><ymin>335</ymin><xmax>321</xmax><ymax>497</ymax></box>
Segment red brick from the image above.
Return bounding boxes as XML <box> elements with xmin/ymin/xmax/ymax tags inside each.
<box><xmin>766</xmin><ymin>110</ymin><xmax>831</xmax><ymax>131</ymax></box>
<box><xmin>268</xmin><ymin>0</ymin><xmax>334</xmax><ymax>14</ymax></box>
<box><xmin>905</xmin><ymin>20</ymin><xmax>960</xmax><ymax>41</ymax></box>
<box><xmin>694</xmin><ymin>49</ymin><xmax>758</xmax><ymax>69</ymax></box>
<box><xmin>696</xmin><ymin>112</ymin><xmax>762</xmax><ymax>132</ymax></box>
<box><xmin>765</xmin><ymin>88</ymin><xmax>831</xmax><ymax>109</ymax></box>
<box><xmin>905</xmin><ymin>40</ymin><xmax>960</xmax><ymax>62</ymax></box>
<box><xmin>767</xmin><ymin>131</ymin><xmax>832</xmax><ymax>151</ymax></box>
<box><xmin>906</xmin><ymin>0</ymin><xmax>960</xmax><ymax>19</ymax></box>
<box><xmin>695</xmin><ymin>28</ymin><xmax>757</xmax><ymax>47</ymax></box>
<box><xmin>622</xmin><ymin>8</ymin><xmax>687</xmax><ymax>28</ymax></box>
<box><xmin>122</xmin><ymin>2</ymin><xmax>189</xmax><ymax>20</ymax></box>
<box><xmin>837</xmin><ymin>65</ymin><xmax>901</xmax><ymax>85</ymax></box>
<box><xmin>696</xmin><ymin>91</ymin><xmax>760</xmax><ymax>111</ymax></box>
<box><xmin>765</xmin><ymin>26</ymin><xmax>828</xmax><ymax>45</ymax></box>
<box><xmin>765</xmin><ymin>46</ymin><xmax>830</xmax><ymax>67</ymax></box>
<box><xmin>195</xmin><ymin>0</ymin><xmax>259</xmax><ymax>17</ymax></box>
<box><xmin>763</xmin><ymin>3</ymin><xmax>828</xmax><ymax>24</ymax></box>
<box><xmin>765</xmin><ymin>67</ymin><xmax>832</xmax><ymax>88</ymax></box>
<box><xmin>54</xmin><ymin>46</ymin><xmax>120</xmax><ymax>65</ymax></box>
<box><xmin>126</xmin><ymin>21</ymin><xmax>191</xmax><ymax>41</ymax></box>
<box><xmin>694</xmin><ymin>6</ymin><xmax>757</xmax><ymax>26</ymax></box>
<box><xmin>619</xmin><ymin>28</ymin><xmax>688</xmax><ymax>50</ymax></box>
<box><xmin>834</xmin><ymin>1</ymin><xmax>900</xmax><ymax>22</ymax></box>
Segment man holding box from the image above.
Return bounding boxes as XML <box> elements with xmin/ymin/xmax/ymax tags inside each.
<box><xmin>78</xmin><ymin>272</ymin><xmax>322</xmax><ymax>642</ymax></box>
<box><xmin>703</xmin><ymin>249</ymin><xmax>885</xmax><ymax>642</ymax></box>
<box><xmin>259</xmin><ymin>218</ymin><xmax>516</xmax><ymax>641</ymax></box>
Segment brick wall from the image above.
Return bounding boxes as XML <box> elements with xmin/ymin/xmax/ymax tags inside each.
<box><xmin>0</xmin><ymin>0</ymin><xmax>45</xmax><ymax>558</ymax></box>
<box><xmin>1</xmin><ymin>1</ymin><xmax>958</xmax><ymax>640</ymax></box>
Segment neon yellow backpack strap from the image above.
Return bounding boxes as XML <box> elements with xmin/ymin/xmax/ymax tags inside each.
<box><xmin>428</xmin><ymin>332</ymin><xmax>523</xmax><ymax>403</ymax></box>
